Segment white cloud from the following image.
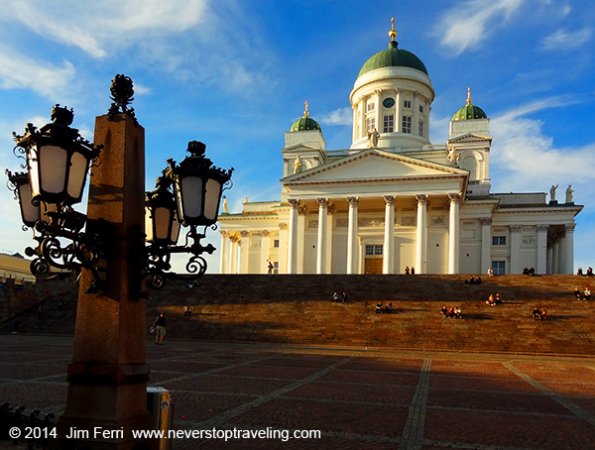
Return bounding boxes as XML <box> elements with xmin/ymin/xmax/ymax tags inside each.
<box><xmin>490</xmin><ymin>97</ymin><xmax>595</xmax><ymax>193</ymax></box>
<box><xmin>0</xmin><ymin>45</ymin><xmax>75</xmax><ymax>99</ymax></box>
<box><xmin>541</xmin><ymin>27</ymin><xmax>592</xmax><ymax>52</ymax></box>
<box><xmin>319</xmin><ymin>107</ymin><xmax>352</xmax><ymax>126</ymax></box>
<box><xmin>0</xmin><ymin>0</ymin><xmax>209</xmax><ymax>59</ymax></box>
<box><xmin>436</xmin><ymin>0</ymin><xmax>524</xmax><ymax>55</ymax></box>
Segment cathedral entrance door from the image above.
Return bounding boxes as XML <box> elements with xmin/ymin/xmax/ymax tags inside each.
<box><xmin>364</xmin><ymin>244</ymin><xmax>383</xmax><ymax>274</ymax></box>
<box><xmin>364</xmin><ymin>258</ymin><xmax>383</xmax><ymax>274</ymax></box>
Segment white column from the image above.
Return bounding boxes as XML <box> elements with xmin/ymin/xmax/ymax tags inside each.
<box><xmin>326</xmin><ymin>205</ymin><xmax>334</xmax><ymax>273</ymax></box>
<box><xmin>239</xmin><ymin>231</ymin><xmax>249</xmax><ymax>273</ymax></box>
<box><xmin>564</xmin><ymin>223</ymin><xmax>575</xmax><ymax>274</ymax></box>
<box><xmin>536</xmin><ymin>225</ymin><xmax>548</xmax><ymax>275</ymax></box>
<box><xmin>448</xmin><ymin>194</ymin><xmax>460</xmax><ymax>274</ymax></box>
<box><xmin>261</xmin><ymin>230</ymin><xmax>271</xmax><ymax>274</ymax></box>
<box><xmin>360</xmin><ymin>101</ymin><xmax>366</xmax><ymax>138</ymax></box>
<box><xmin>415</xmin><ymin>194</ymin><xmax>428</xmax><ymax>274</ymax></box>
<box><xmin>558</xmin><ymin>233</ymin><xmax>567</xmax><ymax>275</ymax></box>
<box><xmin>547</xmin><ymin>245</ymin><xmax>553</xmax><ymax>274</ymax></box>
<box><xmin>316</xmin><ymin>198</ymin><xmax>328</xmax><ymax>274</ymax></box>
<box><xmin>395</xmin><ymin>89</ymin><xmax>402</xmax><ymax>132</ymax></box>
<box><xmin>480</xmin><ymin>218</ymin><xmax>492</xmax><ymax>274</ymax></box>
<box><xmin>229</xmin><ymin>235</ymin><xmax>239</xmax><ymax>274</ymax></box>
<box><xmin>509</xmin><ymin>225</ymin><xmax>522</xmax><ymax>274</ymax></box>
<box><xmin>219</xmin><ymin>232</ymin><xmax>229</xmax><ymax>274</ymax></box>
<box><xmin>346</xmin><ymin>197</ymin><xmax>359</xmax><ymax>274</ymax></box>
<box><xmin>552</xmin><ymin>239</ymin><xmax>559</xmax><ymax>274</ymax></box>
<box><xmin>287</xmin><ymin>199</ymin><xmax>299</xmax><ymax>274</ymax></box>
<box><xmin>383</xmin><ymin>195</ymin><xmax>395</xmax><ymax>274</ymax></box>
<box><xmin>374</xmin><ymin>90</ymin><xmax>382</xmax><ymax>137</ymax></box>
<box><xmin>412</xmin><ymin>92</ymin><xmax>419</xmax><ymax>135</ymax></box>
<box><xmin>352</xmin><ymin>105</ymin><xmax>358</xmax><ymax>143</ymax></box>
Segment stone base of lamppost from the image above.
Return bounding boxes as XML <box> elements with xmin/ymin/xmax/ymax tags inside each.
<box><xmin>53</xmin><ymin>113</ymin><xmax>155</xmax><ymax>450</ymax></box>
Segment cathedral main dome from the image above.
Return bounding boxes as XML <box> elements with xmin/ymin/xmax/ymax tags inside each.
<box><xmin>358</xmin><ymin>41</ymin><xmax>428</xmax><ymax>77</ymax></box>
<box><xmin>357</xmin><ymin>18</ymin><xmax>428</xmax><ymax>78</ymax></box>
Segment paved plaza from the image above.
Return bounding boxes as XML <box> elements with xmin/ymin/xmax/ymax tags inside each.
<box><xmin>0</xmin><ymin>334</ymin><xmax>594</xmax><ymax>449</ymax></box>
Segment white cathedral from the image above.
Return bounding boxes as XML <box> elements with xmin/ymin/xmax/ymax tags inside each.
<box><xmin>218</xmin><ymin>20</ymin><xmax>582</xmax><ymax>276</ymax></box>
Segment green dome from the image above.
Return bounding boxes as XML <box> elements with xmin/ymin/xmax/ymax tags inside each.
<box><xmin>358</xmin><ymin>41</ymin><xmax>428</xmax><ymax>78</ymax></box>
<box><xmin>289</xmin><ymin>116</ymin><xmax>321</xmax><ymax>132</ymax></box>
<box><xmin>452</xmin><ymin>88</ymin><xmax>488</xmax><ymax>121</ymax></box>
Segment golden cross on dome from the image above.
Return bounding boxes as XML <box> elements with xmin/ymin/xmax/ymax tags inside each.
<box><xmin>466</xmin><ymin>87</ymin><xmax>472</xmax><ymax>105</ymax></box>
<box><xmin>304</xmin><ymin>100</ymin><xmax>310</xmax><ymax>118</ymax></box>
<box><xmin>389</xmin><ymin>17</ymin><xmax>397</xmax><ymax>42</ymax></box>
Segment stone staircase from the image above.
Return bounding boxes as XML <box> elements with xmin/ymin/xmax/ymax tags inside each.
<box><xmin>2</xmin><ymin>274</ymin><xmax>594</xmax><ymax>356</ymax></box>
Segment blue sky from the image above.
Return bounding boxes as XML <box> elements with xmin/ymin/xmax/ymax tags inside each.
<box><xmin>1</xmin><ymin>0</ymin><xmax>594</xmax><ymax>273</ymax></box>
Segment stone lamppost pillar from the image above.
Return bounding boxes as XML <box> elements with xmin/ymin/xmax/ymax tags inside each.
<box><xmin>57</xmin><ymin>112</ymin><xmax>154</xmax><ymax>449</ymax></box>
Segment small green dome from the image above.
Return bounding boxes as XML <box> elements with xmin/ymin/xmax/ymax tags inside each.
<box><xmin>358</xmin><ymin>41</ymin><xmax>428</xmax><ymax>78</ymax></box>
<box><xmin>289</xmin><ymin>100</ymin><xmax>321</xmax><ymax>132</ymax></box>
<box><xmin>290</xmin><ymin>116</ymin><xmax>321</xmax><ymax>132</ymax></box>
<box><xmin>452</xmin><ymin>88</ymin><xmax>488</xmax><ymax>121</ymax></box>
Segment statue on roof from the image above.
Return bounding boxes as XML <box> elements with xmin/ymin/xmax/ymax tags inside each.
<box><xmin>367</xmin><ymin>128</ymin><xmax>380</xmax><ymax>148</ymax></box>
<box><xmin>565</xmin><ymin>185</ymin><xmax>574</xmax><ymax>204</ymax></box>
<box><xmin>222</xmin><ymin>196</ymin><xmax>229</xmax><ymax>214</ymax></box>
<box><xmin>550</xmin><ymin>184</ymin><xmax>558</xmax><ymax>202</ymax></box>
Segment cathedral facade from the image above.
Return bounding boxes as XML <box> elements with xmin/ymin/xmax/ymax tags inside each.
<box><xmin>218</xmin><ymin>21</ymin><xmax>582</xmax><ymax>275</ymax></box>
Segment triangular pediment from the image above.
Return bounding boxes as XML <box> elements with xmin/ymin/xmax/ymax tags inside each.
<box><xmin>283</xmin><ymin>149</ymin><xmax>467</xmax><ymax>185</ymax></box>
<box><xmin>448</xmin><ymin>133</ymin><xmax>492</xmax><ymax>144</ymax></box>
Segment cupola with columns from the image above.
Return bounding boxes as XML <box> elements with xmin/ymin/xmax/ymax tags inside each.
<box><xmin>447</xmin><ymin>87</ymin><xmax>492</xmax><ymax>196</ymax></box>
<box><xmin>350</xmin><ymin>18</ymin><xmax>434</xmax><ymax>151</ymax></box>
<box><xmin>282</xmin><ymin>101</ymin><xmax>327</xmax><ymax>179</ymax></box>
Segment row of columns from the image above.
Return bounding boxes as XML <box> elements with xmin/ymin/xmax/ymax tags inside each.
<box><xmin>221</xmin><ymin>209</ymin><xmax>575</xmax><ymax>276</ymax></box>
<box><xmin>287</xmin><ymin>194</ymin><xmax>461</xmax><ymax>275</ymax></box>
<box><xmin>547</xmin><ymin>224</ymin><xmax>575</xmax><ymax>274</ymax></box>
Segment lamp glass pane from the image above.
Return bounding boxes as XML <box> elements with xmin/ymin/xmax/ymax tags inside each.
<box><xmin>204</xmin><ymin>178</ymin><xmax>222</xmax><ymax>221</ymax></box>
<box><xmin>171</xmin><ymin>215</ymin><xmax>180</xmax><ymax>244</ymax></box>
<box><xmin>18</xmin><ymin>182</ymin><xmax>40</xmax><ymax>224</ymax></box>
<box><xmin>145</xmin><ymin>207</ymin><xmax>154</xmax><ymax>242</ymax></box>
<box><xmin>27</xmin><ymin>149</ymin><xmax>41</xmax><ymax>198</ymax></box>
<box><xmin>40</xmin><ymin>145</ymin><xmax>67</xmax><ymax>194</ymax></box>
<box><xmin>154</xmin><ymin>207</ymin><xmax>172</xmax><ymax>240</ymax></box>
<box><xmin>181</xmin><ymin>176</ymin><xmax>203</xmax><ymax>219</ymax></box>
<box><xmin>67</xmin><ymin>151</ymin><xmax>89</xmax><ymax>200</ymax></box>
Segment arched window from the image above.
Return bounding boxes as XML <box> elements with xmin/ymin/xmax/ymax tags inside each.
<box><xmin>461</xmin><ymin>156</ymin><xmax>477</xmax><ymax>180</ymax></box>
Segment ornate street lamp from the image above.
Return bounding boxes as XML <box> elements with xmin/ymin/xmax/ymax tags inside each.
<box><xmin>7</xmin><ymin>75</ymin><xmax>232</xmax><ymax>291</ymax></box>
<box><xmin>170</xmin><ymin>140</ymin><xmax>233</xmax><ymax>227</ymax></box>
<box><xmin>13</xmin><ymin>105</ymin><xmax>101</xmax><ymax>206</ymax></box>
<box><xmin>145</xmin><ymin>142</ymin><xmax>233</xmax><ymax>288</ymax></box>
<box><xmin>145</xmin><ymin>171</ymin><xmax>181</xmax><ymax>246</ymax></box>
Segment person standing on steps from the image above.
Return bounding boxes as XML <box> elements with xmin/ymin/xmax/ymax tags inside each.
<box><xmin>154</xmin><ymin>312</ymin><xmax>166</xmax><ymax>345</ymax></box>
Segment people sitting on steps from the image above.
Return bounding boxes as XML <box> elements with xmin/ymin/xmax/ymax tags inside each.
<box><xmin>440</xmin><ymin>306</ymin><xmax>462</xmax><ymax>319</ymax></box>
<box><xmin>532</xmin><ymin>307</ymin><xmax>547</xmax><ymax>321</ymax></box>
<box><xmin>465</xmin><ymin>276</ymin><xmax>482</xmax><ymax>285</ymax></box>
<box><xmin>486</xmin><ymin>294</ymin><xmax>496</xmax><ymax>307</ymax></box>
<box><xmin>375</xmin><ymin>302</ymin><xmax>394</xmax><ymax>314</ymax></box>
